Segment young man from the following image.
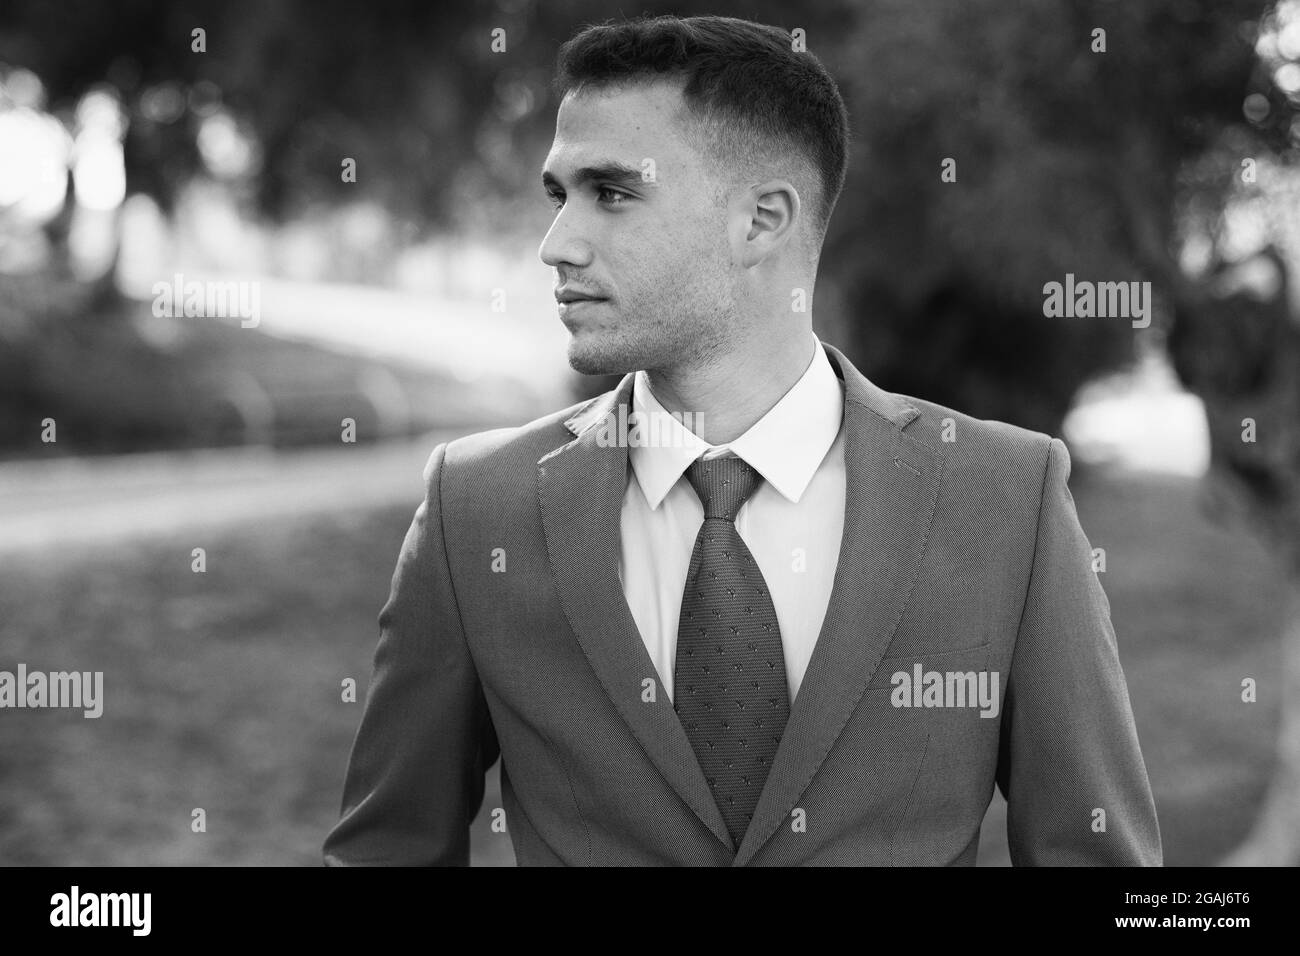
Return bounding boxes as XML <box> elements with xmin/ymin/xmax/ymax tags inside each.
<box><xmin>324</xmin><ymin>14</ymin><xmax>1161</xmax><ymax>866</ymax></box>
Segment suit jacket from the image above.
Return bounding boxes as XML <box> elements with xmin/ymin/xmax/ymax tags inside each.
<box><xmin>323</xmin><ymin>340</ymin><xmax>1162</xmax><ymax>866</ymax></box>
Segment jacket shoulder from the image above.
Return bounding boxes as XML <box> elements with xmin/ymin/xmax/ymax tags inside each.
<box><xmin>432</xmin><ymin>394</ymin><xmax>597</xmax><ymax>479</ymax></box>
<box><xmin>896</xmin><ymin>393</ymin><xmax>1059</xmax><ymax>480</ymax></box>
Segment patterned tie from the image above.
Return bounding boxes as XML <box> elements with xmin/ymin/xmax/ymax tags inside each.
<box><xmin>673</xmin><ymin>455</ymin><xmax>791</xmax><ymax>848</ymax></box>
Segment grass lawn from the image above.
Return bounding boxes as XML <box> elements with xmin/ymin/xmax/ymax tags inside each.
<box><xmin>0</xmin><ymin>466</ymin><xmax>1286</xmax><ymax>865</ymax></box>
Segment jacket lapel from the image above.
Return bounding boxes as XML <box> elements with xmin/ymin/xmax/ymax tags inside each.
<box><xmin>732</xmin><ymin>342</ymin><xmax>942</xmax><ymax>865</ymax></box>
<box><xmin>536</xmin><ymin>375</ymin><xmax>734</xmax><ymax>851</ymax></box>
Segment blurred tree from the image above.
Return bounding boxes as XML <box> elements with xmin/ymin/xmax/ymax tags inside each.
<box><xmin>824</xmin><ymin>0</ymin><xmax>1273</xmax><ymax>435</ymax></box>
<box><xmin>0</xmin><ymin>0</ymin><xmax>491</xmax><ymax>222</ymax></box>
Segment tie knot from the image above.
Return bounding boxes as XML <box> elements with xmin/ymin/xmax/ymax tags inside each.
<box><xmin>685</xmin><ymin>456</ymin><xmax>762</xmax><ymax>521</ymax></box>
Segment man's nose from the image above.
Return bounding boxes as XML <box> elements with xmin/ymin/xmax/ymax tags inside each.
<box><xmin>538</xmin><ymin>210</ymin><xmax>594</xmax><ymax>269</ymax></box>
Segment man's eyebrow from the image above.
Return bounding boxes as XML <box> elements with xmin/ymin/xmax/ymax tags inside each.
<box><xmin>541</xmin><ymin>161</ymin><xmax>646</xmax><ymax>191</ymax></box>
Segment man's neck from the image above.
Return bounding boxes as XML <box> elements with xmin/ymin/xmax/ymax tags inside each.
<box><xmin>644</xmin><ymin>330</ymin><xmax>818</xmax><ymax>445</ymax></box>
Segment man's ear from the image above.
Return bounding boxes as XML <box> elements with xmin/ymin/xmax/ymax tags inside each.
<box><xmin>736</xmin><ymin>179</ymin><xmax>800</xmax><ymax>267</ymax></box>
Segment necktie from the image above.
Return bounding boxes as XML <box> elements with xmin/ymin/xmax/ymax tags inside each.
<box><xmin>673</xmin><ymin>455</ymin><xmax>791</xmax><ymax>848</ymax></box>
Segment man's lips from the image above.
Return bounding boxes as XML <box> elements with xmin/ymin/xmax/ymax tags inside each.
<box><xmin>556</xmin><ymin>292</ymin><xmax>609</xmax><ymax>317</ymax></box>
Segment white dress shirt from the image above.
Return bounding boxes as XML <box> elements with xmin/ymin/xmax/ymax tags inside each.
<box><xmin>617</xmin><ymin>333</ymin><xmax>846</xmax><ymax>704</ymax></box>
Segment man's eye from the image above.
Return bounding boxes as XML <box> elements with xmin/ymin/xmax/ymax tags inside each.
<box><xmin>596</xmin><ymin>186</ymin><xmax>629</xmax><ymax>205</ymax></box>
<box><xmin>546</xmin><ymin>187</ymin><xmax>628</xmax><ymax>210</ymax></box>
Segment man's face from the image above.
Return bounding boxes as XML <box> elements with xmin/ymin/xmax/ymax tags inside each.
<box><xmin>539</xmin><ymin>80</ymin><xmax>739</xmax><ymax>376</ymax></box>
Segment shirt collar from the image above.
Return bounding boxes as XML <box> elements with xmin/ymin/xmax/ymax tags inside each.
<box><xmin>628</xmin><ymin>333</ymin><xmax>844</xmax><ymax>509</ymax></box>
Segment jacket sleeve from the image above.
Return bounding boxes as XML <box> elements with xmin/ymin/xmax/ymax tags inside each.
<box><xmin>323</xmin><ymin>442</ymin><xmax>500</xmax><ymax>865</ymax></box>
<box><xmin>995</xmin><ymin>437</ymin><xmax>1162</xmax><ymax>865</ymax></box>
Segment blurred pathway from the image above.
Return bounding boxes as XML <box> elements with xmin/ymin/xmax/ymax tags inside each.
<box><xmin>0</xmin><ymin>429</ymin><xmax>474</xmax><ymax>556</ymax></box>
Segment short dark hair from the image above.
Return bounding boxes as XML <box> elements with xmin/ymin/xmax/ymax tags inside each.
<box><xmin>552</xmin><ymin>14</ymin><xmax>850</xmax><ymax>253</ymax></box>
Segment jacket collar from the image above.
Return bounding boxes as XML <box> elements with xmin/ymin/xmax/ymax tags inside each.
<box><xmin>562</xmin><ymin>341</ymin><xmax>920</xmax><ymax>438</ymax></box>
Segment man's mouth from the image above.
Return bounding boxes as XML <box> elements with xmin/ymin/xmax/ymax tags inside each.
<box><xmin>556</xmin><ymin>293</ymin><xmax>609</xmax><ymax>318</ymax></box>
<box><xmin>555</xmin><ymin>288</ymin><xmax>608</xmax><ymax>305</ymax></box>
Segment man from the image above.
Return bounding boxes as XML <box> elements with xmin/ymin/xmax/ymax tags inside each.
<box><xmin>324</xmin><ymin>14</ymin><xmax>1161</xmax><ymax>866</ymax></box>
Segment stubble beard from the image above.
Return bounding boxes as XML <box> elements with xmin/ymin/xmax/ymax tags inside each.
<box><xmin>565</xmin><ymin>298</ymin><xmax>735</xmax><ymax>378</ymax></box>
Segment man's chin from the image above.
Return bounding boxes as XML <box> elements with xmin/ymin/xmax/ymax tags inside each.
<box><xmin>565</xmin><ymin>332</ymin><xmax>639</xmax><ymax>377</ymax></box>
